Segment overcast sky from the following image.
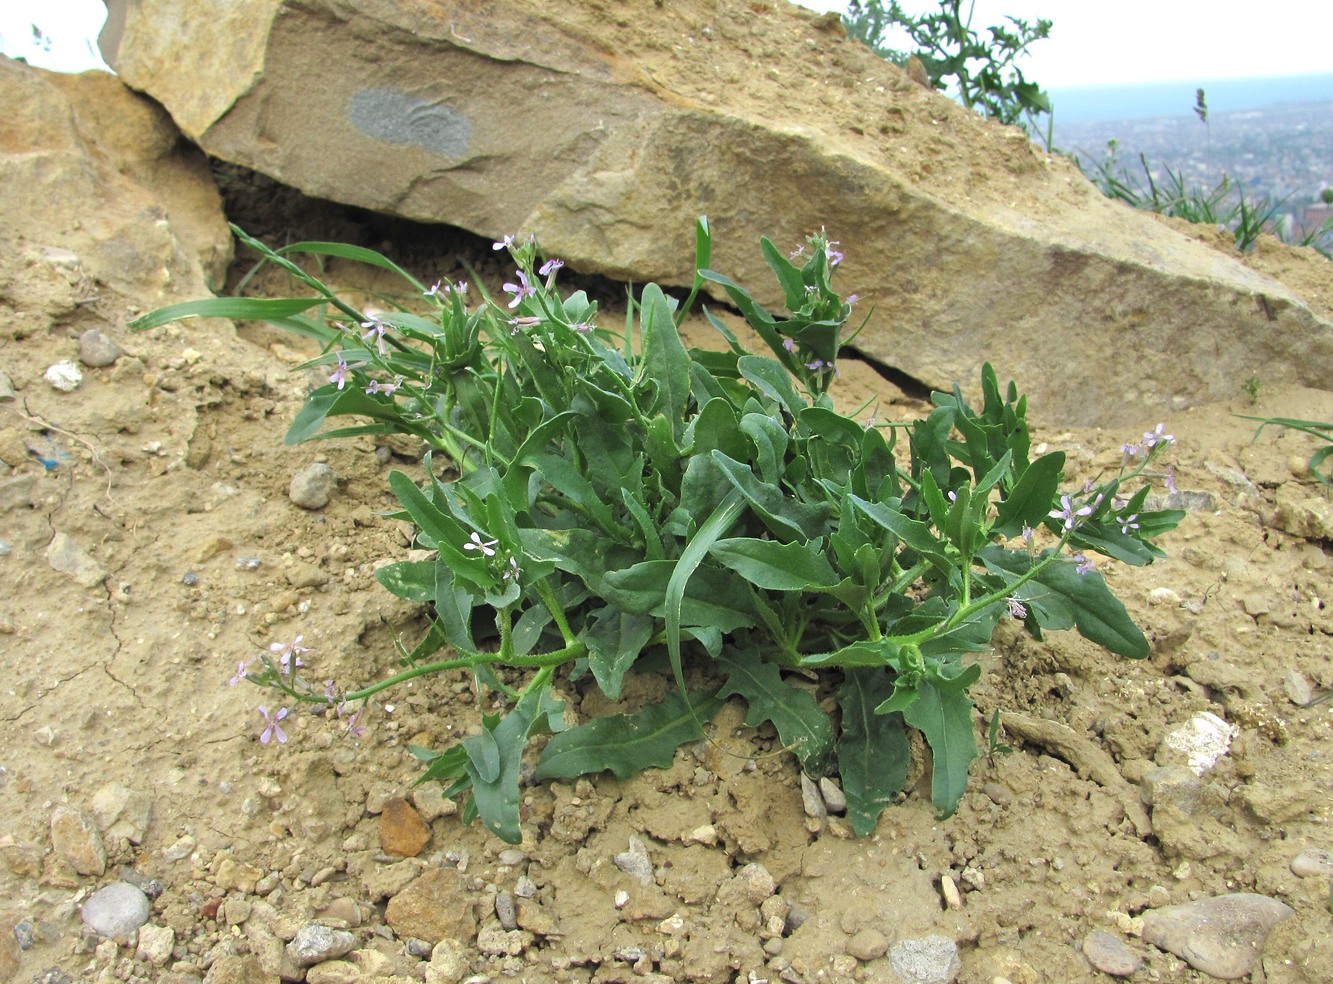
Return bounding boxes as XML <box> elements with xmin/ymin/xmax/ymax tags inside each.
<box><xmin>4</xmin><ymin>0</ymin><xmax>1332</xmax><ymax>89</ymax></box>
<box><xmin>795</xmin><ymin>0</ymin><xmax>1333</xmax><ymax>88</ymax></box>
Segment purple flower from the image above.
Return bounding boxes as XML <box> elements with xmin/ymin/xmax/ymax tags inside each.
<box><xmin>539</xmin><ymin>258</ymin><xmax>564</xmax><ymax>276</ymax></box>
<box><xmin>337</xmin><ymin>701</ymin><xmax>366</xmax><ymax>738</ymax></box>
<box><xmin>1049</xmin><ymin>495</ymin><xmax>1093</xmax><ymax>531</ymax></box>
<box><xmin>1164</xmin><ymin>465</ymin><xmax>1178</xmax><ymax>494</ymax></box>
<box><xmin>805</xmin><ymin>359</ymin><xmax>830</xmax><ymax>371</ymax></box>
<box><xmin>503</xmin><ymin>270</ymin><xmax>535</xmax><ymax>309</ymax></box>
<box><xmin>228</xmin><ymin>660</ymin><xmax>249</xmax><ymax>687</ymax></box>
<box><xmin>424</xmin><ymin>281</ymin><xmax>442</xmax><ymax>297</ymax></box>
<box><xmin>1121</xmin><ymin>442</ymin><xmax>1140</xmax><ymax>458</ymax></box>
<box><xmin>1118</xmin><ymin>513</ymin><xmax>1140</xmax><ymax>535</ymax></box>
<box><xmin>323</xmin><ymin>679</ymin><xmax>338</xmax><ymax>699</ymax></box>
<box><xmin>507</xmin><ymin>316</ymin><xmax>540</xmax><ymax>336</ymax></box>
<box><xmin>846</xmin><ymin>293</ymin><xmax>861</xmax><ymax>304</ymax></box>
<box><xmin>270</xmin><ymin>635</ymin><xmax>309</xmax><ymax>674</ymax></box>
<box><xmin>827</xmin><ymin>244</ymin><xmax>844</xmax><ymax>266</ymax></box>
<box><xmin>360</xmin><ymin>318</ymin><xmax>390</xmax><ymax>355</ymax></box>
<box><xmin>1006</xmin><ymin>597</ymin><xmax>1027</xmax><ymax>620</ymax></box>
<box><xmin>258</xmin><ymin>705</ymin><xmax>289</xmax><ymax>745</ymax></box>
<box><xmin>782</xmin><ymin>337</ymin><xmax>797</xmax><ymax>352</ymax></box>
<box><xmin>464</xmin><ymin>531</ymin><xmax>498</xmax><ymax>557</ymax></box>
<box><xmin>1143</xmin><ymin>423</ymin><xmax>1173</xmax><ymax>448</ymax></box>
<box><xmin>1021</xmin><ymin>525</ymin><xmax>1035</xmax><ymax>543</ymax></box>
<box><xmin>1073</xmin><ymin>554</ymin><xmax>1095</xmax><ymax>575</ymax></box>
<box><xmin>493</xmin><ymin>234</ymin><xmax>516</xmax><ymax>251</ymax></box>
<box><xmin>569</xmin><ymin>321</ymin><xmax>594</xmax><ymax>334</ymax></box>
<box><xmin>789</xmin><ymin>243</ymin><xmax>808</xmax><ymax>260</ymax></box>
<box><xmin>502</xmin><ymin>555</ymin><xmax>522</xmax><ymax>581</ymax></box>
<box><xmin>365</xmin><ymin>378</ymin><xmax>400</xmax><ymax>396</ymax></box>
<box><xmin>329</xmin><ymin>353</ymin><xmax>359</xmax><ymax>390</ymax></box>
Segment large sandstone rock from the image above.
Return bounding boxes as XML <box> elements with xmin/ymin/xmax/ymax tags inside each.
<box><xmin>101</xmin><ymin>0</ymin><xmax>1330</xmax><ymax>424</ymax></box>
<box><xmin>0</xmin><ymin>57</ymin><xmax>231</xmax><ymax>299</ymax></box>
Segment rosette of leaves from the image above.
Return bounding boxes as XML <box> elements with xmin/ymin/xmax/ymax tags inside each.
<box><xmin>131</xmin><ymin>220</ymin><xmax>1181</xmax><ymax>842</ymax></box>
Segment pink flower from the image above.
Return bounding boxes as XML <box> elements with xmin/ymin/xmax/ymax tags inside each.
<box><xmin>259</xmin><ymin>705</ymin><xmax>289</xmax><ymax>745</ymax></box>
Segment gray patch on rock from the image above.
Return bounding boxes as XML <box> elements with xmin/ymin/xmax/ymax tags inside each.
<box><xmin>348</xmin><ymin>88</ymin><xmax>471</xmax><ymax>157</ymax></box>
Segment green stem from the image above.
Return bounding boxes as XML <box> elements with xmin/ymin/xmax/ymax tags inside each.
<box><xmin>287</xmin><ymin>641</ymin><xmax>588</xmax><ymax>707</ymax></box>
<box><xmin>535</xmin><ymin>579</ymin><xmax>576</xmax><ymax>646</ymax></box>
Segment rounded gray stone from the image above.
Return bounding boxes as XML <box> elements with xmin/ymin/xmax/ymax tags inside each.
<box><xmin>288</xmin><ymin>463</ymin><xmax>339</xmax><ymax>510</ymax></box>
<box><xmin>78</xmin><ymin>329</ymin><xmax>121</xmax><ymax>368</ymax></box>
<box><xmin>81</xmin><ymin>881</ymin><xmax>151</xmax><ymax>940</ymax></box>
<box><xmin>1141</xmin><ymin>892</ymin><xmax>1294</xmax><ymax>980</ymax></box>
<box><xmin>1290</xmin><ymin>847</ymin><xmax>1333</xmax><ymax>878</ymax></box>
<box><xmin>1082</xmin><ymin>929</ymin><xmax>1143</xmax><ymax>977</ymax></box>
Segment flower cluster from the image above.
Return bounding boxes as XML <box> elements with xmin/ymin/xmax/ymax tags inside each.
<box><xmin>229</xmin><ymin>636</ymin><xmax>369</xmax><ymax>747</ymax></box>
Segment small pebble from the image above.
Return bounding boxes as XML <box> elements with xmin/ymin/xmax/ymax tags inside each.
<box><xmin>135</xmin><ymin>924</ymin><xmax>174</xmax><ymax>967</ymax></box>
<box><xmin>982</xmin><ymin>782</ymin><xmax>1013</xmax><ymax>806</ymax></box>
<box><xmin>613</xmin><ymin>836</ymin><xmax>654</xmax><ymax>886</ymax></box>
<box><xmin>818</xmin><ymin>776</ymin><xmax>847</xmax><ymax>814</ymax></box>
<box><xmin>1148</xmin><ymin>586</ymin><xmax>1181</xmax><ymax>606</ymax></box>
<box><xmin>81</xmin><ymin>882</ymin><xmax>151</xmax><ymax>940</ymax></box>
<box><xmin>1283</xmin><ymin>670</ymin><xmax>1315</xmax><ymax>707</ymax></box>
<box><xmin>44</xmin><ymin>360</ymin><xmax>82</xmax><ymax>392</ymax></box>
<box><xmin>1290</xmin><ymin>847</ymin><xmax>1333</xmax><ymax>878</ymax></box>
<box><xmin>286</xmin><ymin>923</ymin><xmax>356</xmax><ymax>967</ymax></box>
<box><xmin>940</xmin><ymin>874</ymin><xmax>963</xmax><ymax>910</ymax></box>
<box><xmin>1082</xmin><ymin>929</ymin><xmax>1143</xmax><ymax>977</ymax></box>
<box><xmin>181</xmin><ymin>571</ymin><xmax>200</xmax><ymax>587</ymax></box>
<box><xmin>289</xmin><ymin>463</ymin><xmax>339</xmax><ymax>510</ymax></box>
<box><xmin>78</xmin><ymin>329</ymin><xmax>121</xmax><ymax>368</ymax></box>
<box><xmin>889</xmin><ymin>934</ymin><xmax>961</xmax><ymax>984</ymax></box>
<box><xmin>846</xmin><ymin>928</ymin><xmax>888</xmax><ymax>961</ymax></box>
<box><xmin>800</xmin><ymin>774</ymin><xmax>826</xmax><ymax>819</ymax></box>
<box><xmin>495</xmin><ymin>890</ymin><xmax>518</xmax><ymax>930</ymax></box>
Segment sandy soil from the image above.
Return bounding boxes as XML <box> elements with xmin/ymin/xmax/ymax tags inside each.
<box><xmin>3</xmin><ymin>0</ymin><xmax>1333</xmax><ymax>974</ymax></box>
<box><xmin>1</xmin><ymin>183</ymin><xmax>1331</xmax><ymax>984</ymax></box>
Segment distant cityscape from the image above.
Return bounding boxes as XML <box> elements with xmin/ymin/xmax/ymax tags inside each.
<box><xmin>1047</xmin><ymin>76</ymin><xmax>1333</xmax><ymax>242</ymax></box>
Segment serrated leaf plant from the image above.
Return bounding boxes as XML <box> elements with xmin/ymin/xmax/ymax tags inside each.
<box><xmin>132</xmin><ymin>218</ymin><xmax>1182</xmax><ymax>841</ymax></box>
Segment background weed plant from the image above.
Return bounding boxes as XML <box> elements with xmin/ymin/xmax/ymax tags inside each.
<box><xmin>133</xmin><ymin>220</ymin><xmax>1181</xmax><ymax>842</ymax></box>
<box><xmin>843</xmin><ymin>4</ymin><xmax>1331</xmax><ymax>257</ymax></box>
<box><xmin>843</xmin><ymin>0</ymin><xmax>1052</xmax><ymax>133</ymax></box>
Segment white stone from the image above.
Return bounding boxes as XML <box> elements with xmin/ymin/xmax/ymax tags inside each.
<box><xmin>44</xmin><ymin>360</ymin><xmax>82</xmax><ymax>392</ymax></box>
<box><xmin>1161</xmin><ymin>712</ymin><xmax>1238</xmax><ymax>776</ymax></box>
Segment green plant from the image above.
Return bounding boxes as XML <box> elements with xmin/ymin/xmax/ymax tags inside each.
<box><xmin>1235</xmin><ymin>414</ymin><xmax>1332</xmax><ymax>485</ymax></box>
<box><xmin>1082</xmin><ymin>140</ymin><xmax>1302</xmax><ymax>254</ymax></box>
<box><xmin>131</xmin><ymin>220</ymin><xmax>1181</xmax><ymax>841</ymax></box>
<box><xmin>1242</xmin><ymin>376</ymin><xmax>1262</xmax><ymax>404</ymax></box>
<box><xmin>843</xmin><ymin>0</ymin><xmax>1052</xmax><ymax>131</ymax></box>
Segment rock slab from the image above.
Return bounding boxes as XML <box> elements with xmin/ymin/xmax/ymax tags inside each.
<box><xmin>1140</xmin><ymin>893</ymin><xmax>1294</xmax><ymax>980</ymax></box>
<box><xmin>101</xmin><ymin>0</ymin><xmax>1332</xmax><ymax>426</ymax></box>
